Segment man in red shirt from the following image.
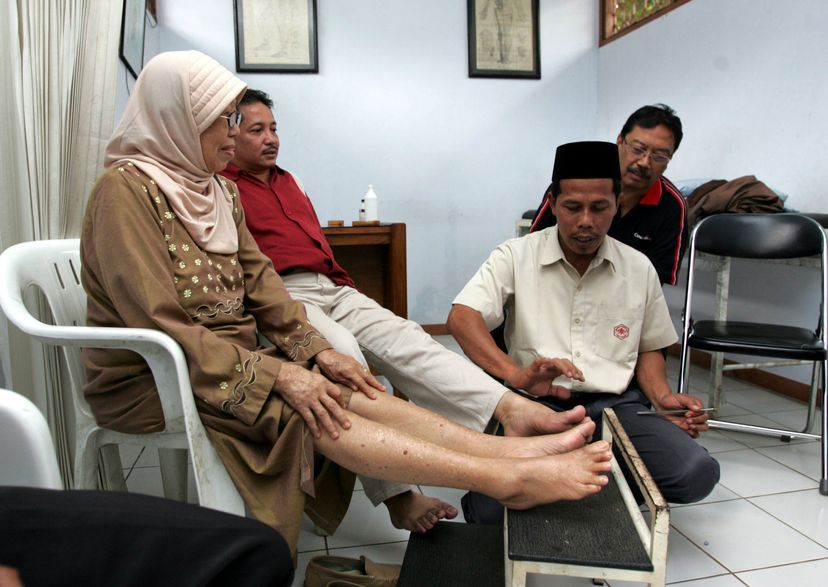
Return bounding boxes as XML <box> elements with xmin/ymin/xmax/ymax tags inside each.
<box><xmin>222</xmin><ymin>89</ymin><xmax>592</xmax><ymax>533</ymax></box>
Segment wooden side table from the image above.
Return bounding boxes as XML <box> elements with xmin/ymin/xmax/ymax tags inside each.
<box><xmin>322</xmin><ymin>223</ymin><xmax>407</xmax><ymax>318</ymax></box>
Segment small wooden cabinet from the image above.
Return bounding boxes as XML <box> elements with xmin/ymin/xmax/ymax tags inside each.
<box><xmin>321</xmin><ymin>223</ymin><xmax>407</xmax><ymax>319</ymax></box>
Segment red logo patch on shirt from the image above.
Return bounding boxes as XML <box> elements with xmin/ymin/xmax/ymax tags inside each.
<box><xmin>613</xmin><ymin>324</ymin><xmax>630</xmax><ymax>340</ymax></box>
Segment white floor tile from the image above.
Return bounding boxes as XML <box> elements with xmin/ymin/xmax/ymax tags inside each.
<box><xmin>296</xmin><ymin>513</ymin><xmax>328</xmax><ymax>554</ymax></box>
<box><xmin>755</xmin><ymin>439</ymin><xmax>822</xmax><ymax>481</ymax></box>
<box><xmin>670</xmin><ymin>500</ymin><xmax>828</xmax><ymax>572</ymax></box>
<box><xmin>660</xmin><ymin>574</ymin><xmax>745</xmax><ymax>586</ymax></box>
<box><xmin>580</xmin><ymin>528</ymin><xmax>727</xmax><ymax>587</ymax></box>
<box><xmin>736</xmin><ymin>556</ymin><xmax>828</xmax><ymax>586</ymax></box>
<box><xmin>119</xmin><ymin>444</ymin><xmax>180</xmax><ymax>470</ymax></box>
<box><xmin>660</xmin><ymin>528</ymin><xmax>729</xmax><ymax>582</ymax></box>
<box><xmin>325</xmin><ymin>487</ymin><xmax>410</xmax><ymax>549</ymax></box>
<box><xmin>694</xmin><ymin>429</ymin><xmax>750</xmax><ymax>454</ymax></box>
<box><xmin>763</xmin><ymin>406</ymin><xmax>821</xmax><ymax>433</ymax></box>
<box><xmin>714</xmin><ymin>448</ymin><xmax>816</xmax><ymax>497</ymax></box>
<box><xmin>671</xmin><ymin>481</ymin><xmax>741</xmax><ymax>508</ymax></box>
<box><xmin>124</xmin><ymin>464</ymin><xmax>164</xmax><ymax>497</ymax></box>
<box><xmin>708</xmin><ymin>399</ymin><xmax>754</xmax><ymax>419</ymax></box>
<box><xmin>118</xmin><ymin>444</ymin><xmax>146</xmax><ymax>468</ymax></box>
<box><xmin>713</xmin><ymin>413</ymin><xmax>813</xmax><ymax>449</ymax></box>
<box><xmin>749</xmin><ymin>489</ymin><xmax>828</xmax><ymax>549</ymax></box>
<box><xmin>721</xmin><ymin>386</ymin><xmax>807</xmax><ymax>414</ymax></box>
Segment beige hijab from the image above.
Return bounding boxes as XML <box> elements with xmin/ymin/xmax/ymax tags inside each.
<box><xmin>105</xmin><ymin>51</ymin><xmax>248</xmax><ymax>253</ymax></box>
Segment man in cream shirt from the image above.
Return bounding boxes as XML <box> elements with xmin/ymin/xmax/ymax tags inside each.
<box><xmin>448</xmin><ymin>141</ymin><xmax>719</xmax><ymax>524</ymax></box>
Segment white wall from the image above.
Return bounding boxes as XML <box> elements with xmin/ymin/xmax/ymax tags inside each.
<box><xmin>596</xmin><ymin>0</ymin><xmax>828</xmax><ymax>383</ymax></box>
<box><xmin>127</xmin><ymin>0</ymin><xmax>827</xmax><ymax>356</ymax></box>
<box><xmin>596</xmin><ymin>0</ymin><xmax>827</xmax><ymax>210</ymax></box>
<box><xmin>152</xmin><ymin>0</ymin><xmax>598</xmax><ymax>324</ymax></box>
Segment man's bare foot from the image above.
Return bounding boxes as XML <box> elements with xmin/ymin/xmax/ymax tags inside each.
<box><xmin>502</xmin><ymin>419</ymin><xmax>596</xmax><ymax>459</ymax></box>
<box><xmin>496</xmin><ymin>392</ymin><xmax>588</xmax><ymax>437</ymax></box>
<box><xmin>497</xmin><ymin>441</ymin><xmax>613</xmax><ymax>509</ymax></box>
<box><xmin>385</xmin><ymin>490</ymin><xmax>459</xmax><ymax>533</ymax></box>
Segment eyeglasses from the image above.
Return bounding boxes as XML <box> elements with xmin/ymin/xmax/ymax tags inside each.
<box><xmin>621</xmin><ymin>139</ymin><xmax>672</xmax><ymax>165</ymax></box>
<box><xmin>218</xmin><ymin>111</ymin><xmax>243</xmax><ymax>129</ymax></box>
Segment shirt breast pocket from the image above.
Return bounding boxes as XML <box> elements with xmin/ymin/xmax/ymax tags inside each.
<box><xmin>592</xmin><ymin>303</ymin><xmax>643</xmax><ymax>364</ymax></box>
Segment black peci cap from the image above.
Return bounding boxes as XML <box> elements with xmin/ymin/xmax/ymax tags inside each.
<box><xmin>551</xmin><ymin>141</ymin><xmax>621</xmax><ymax>182</ymax></box>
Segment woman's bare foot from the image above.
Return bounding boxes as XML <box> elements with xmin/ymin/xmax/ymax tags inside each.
<box><xmin>496</xmin><ymin>394</ymin><xmax>588</xmax><ymax>437</ymax></box>
<box><xmin>385</xmin><ymin>490</ymin><xmax>459</xmax><ymax>533</ymax></box>
<box><xmin>500</xmin><ymin>419</ymin><xmax>596</xmax><ymax>459</ymax></box>
<box><xmin>496</xmin><ymin>441</ymin><xmax>613</xmax><ymax>509</ymax></box>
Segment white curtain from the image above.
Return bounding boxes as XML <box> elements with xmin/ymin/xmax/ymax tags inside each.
<box><xmin>0</xmin><ymin>0</ymin><xmax>121</xmax><ymax>484</ymax></box>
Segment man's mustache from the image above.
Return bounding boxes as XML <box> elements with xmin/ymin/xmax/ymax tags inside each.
<box><xmin>627</xmin><ymin>165</ymin><xmax>650</xmax><ymax>180</ymax></box>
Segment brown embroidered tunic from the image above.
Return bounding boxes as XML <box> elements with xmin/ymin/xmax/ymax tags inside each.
<box><xmin>80</xmin><ymin>163</ymin><xmax>353</xmax><ymax>552</ymax></box>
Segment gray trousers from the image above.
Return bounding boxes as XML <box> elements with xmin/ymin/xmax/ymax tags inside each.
<box><xmin>282</xmin><ymin>273</ymin><xmax>508</xmax><ymax>505</ymax></box>
<box><xmin>462</xmin><ymin>386</ymin><xmax>721</xmax><ymax>524</ymax></box>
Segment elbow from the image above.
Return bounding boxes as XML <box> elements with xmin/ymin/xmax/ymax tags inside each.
<box><xmin>446</xmin><ymin>305</ymin><xmax>461</xmax><ymax>337</ymax></box>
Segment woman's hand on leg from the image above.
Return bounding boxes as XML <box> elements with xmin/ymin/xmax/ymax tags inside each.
<box><xmin>314</xmin><ymin>349</ymin><xmax>385</xmax><ymax>399</ymax></box>
<box><xmin>274</xmin><ymin>362</ymin><xmax>352</xmax><ymax>439</ymax></box>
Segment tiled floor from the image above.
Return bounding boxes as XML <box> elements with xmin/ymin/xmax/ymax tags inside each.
<box><xmin>122</xmin><ymin>336</ymin><xmax>827</xmax><ymax>586</ymax></box>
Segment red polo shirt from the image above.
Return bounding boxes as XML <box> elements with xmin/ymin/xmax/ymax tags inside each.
<box><xmin>221</xmin><ymin>164</ymin><xmax>355</xmax><ymax>288</ymax></box>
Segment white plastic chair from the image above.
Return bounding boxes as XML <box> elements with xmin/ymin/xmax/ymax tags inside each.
<box><xmin>0</xmin><ymin>388</ymin><xmax>63</xmax><ymax>489</ymax></box>
<box><xmin>0</xmin><ymin>239</ymin><xmax>244</xmax><ymax>514</ymax></box>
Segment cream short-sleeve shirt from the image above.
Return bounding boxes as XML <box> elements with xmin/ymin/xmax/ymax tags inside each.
<box><xmin>453</xmin><ymin>227</ymin><xmax>677</xmax><ymax>394</ymax></box>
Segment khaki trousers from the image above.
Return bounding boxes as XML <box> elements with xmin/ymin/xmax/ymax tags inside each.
<box><xmin>282</xmin><ymin>272</ymin><xmax>507</xmax><ymax>505</ymax></box>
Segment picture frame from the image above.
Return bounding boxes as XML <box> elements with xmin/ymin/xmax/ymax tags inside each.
<box><xmin>467</xmin><ymin>0</ymin><xmax>540</xmax><ymax>79</ymax></box>
<box><xmin>234</xmin><ymin>0</ymin><xmax>319</xmax><ymax>73</ymax></box>
<box><xmin>119</xmin><ymin>0</ymin><xmax>147</xmax><ymax>79</ymax></box>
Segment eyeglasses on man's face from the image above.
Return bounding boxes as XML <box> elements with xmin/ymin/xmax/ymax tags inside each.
<box><xmin>621</xmin><ymin>139</ymin><xmax>672</xmax><ymax>165</ymax></box>
<box><xmin>219</xmin><ymin>111</ymin><xmax>243</xmax><ymax>129</ymax></box>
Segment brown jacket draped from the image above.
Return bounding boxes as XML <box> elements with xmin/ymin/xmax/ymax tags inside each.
<box><xmin>687</xmin><ymin>175</ymin><xmax>785</xmax><ymax>227</ymax></box>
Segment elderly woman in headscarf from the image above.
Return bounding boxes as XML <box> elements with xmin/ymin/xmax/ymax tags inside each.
<box><xmin>80</xmin><ymin>51</ymin><xmax>612</xmax><ymax>554</ymax></box>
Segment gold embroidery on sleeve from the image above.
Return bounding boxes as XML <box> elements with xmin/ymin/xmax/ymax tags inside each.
<box><xmin>285</xmin><ymin>330</ymin><xmax>326</xmax><ymax>361</ymax></box>
<box><xmin>221</xmin><ymin>352</ymin><xmax>262</xmax><ymax>414</ymax></box>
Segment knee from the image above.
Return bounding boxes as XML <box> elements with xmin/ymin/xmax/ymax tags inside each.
<box><xmin>240</xmin><ymin>525</ymin><xmax>295</xmax><ymax>585</ymax></box>
<box><xmin>461</xmin><ymin>491</ymin><xmax>504</xmax><ymax>525</ymax></box>
<box><xmin>667</xmin><ymin>450</ymin><xmax>720</xmax><ymax>504</ymax></box>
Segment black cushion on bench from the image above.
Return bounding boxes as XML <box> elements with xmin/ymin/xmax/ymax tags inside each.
<box><xmin>508</xmin><ymin>474</ymin><xmax>653</xmax><ymax>572</ymax></box>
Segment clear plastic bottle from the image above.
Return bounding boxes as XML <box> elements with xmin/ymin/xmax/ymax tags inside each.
<box><xmin>363</xmin><ymin>185</ymin><xmax>378</xmax><ymax>221</ymax></box>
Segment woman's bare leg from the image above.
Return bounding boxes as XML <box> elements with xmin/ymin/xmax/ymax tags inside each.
<box><xmin>348</xmin><ymin>390</ymin><xmax>596</xmax><ymax>458</ymax></box>
<box><xmin>314</xmin><ymin>412</ymin><xmax>612</xmax><ymax>508</ymax></box>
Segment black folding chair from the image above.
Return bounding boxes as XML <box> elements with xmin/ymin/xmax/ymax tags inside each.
<box><xmin>677</xmin><ymin>213</ymin><xmax>827</xmax><ymax>495</ymax></box>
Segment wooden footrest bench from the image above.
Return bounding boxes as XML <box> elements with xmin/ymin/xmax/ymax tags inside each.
<box><xmin>398</xmin><ymin>408</ymin><xmax>669</xmax><ymax>587</ymax></box>
<box><xmin>506</xmin><ymin>408</ymin><xmax>669</xmax><ymax>586</ymax></box>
